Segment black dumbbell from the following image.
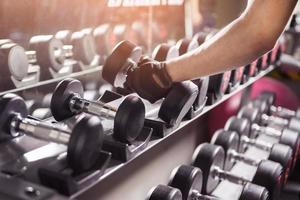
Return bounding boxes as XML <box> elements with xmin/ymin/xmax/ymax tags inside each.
<box><xmin>245</xmin><ymin>98</ymin><xmax>300</xmax><ymax>133</ymax></box>
<box><xmin>102</xmin><ymin>41</ymin><xmax>199</xmax><ymax>126</ymax></box>
<box><xmin>0</xmin><ymin>42</ymin><xmax>30</xmax><ymax>82</ymax></box>
<box><xmin>50</xmin><ymin>78</ymin><xmax>145</xmax><ymax>144</ymax></box>
<box><xmin>0</xmin><ymin>93</ymin><xmax>103</xmax><ymax>173</ymax></box>
<box><xmin>225</xmin><ymin>116</ymin><xmax>298</xmax><ymax>170</ymax></box>
<box><xmin>211</xmin><ymin>129</ymin><xmax>292</xmax><ymax>183</ymax></box>
<box><xmin>237</xmin><ymin>106</ymin><xmax>300</xmax><ymax>162</ymax></box>
<box><xmin>256</xmin><ymin>91</ymin><xmax>300</xmax><ymax>118</ymax></box>
<box><xmin>175</xmin><ymin>39</ymin><xmax>209</xmax><ymax>111</ymax></box>
<box><xmin>193</xmin><ymin>143</ymin><xmax>283</xmax><ymax>200</ymax></box>
<box><xmin>169</xmin><ymin>164</ymin><xmax>269</xmax><ymax>200</ymax></box>
<box><xmin>147</xmin><ymin>185</ymin><xmax>182</xmax><ymax>200</ymax></box>
<box><xmin>55</xmin><ymin>30</ymin><xmax>98</xmax><ymax>66</ymax></box>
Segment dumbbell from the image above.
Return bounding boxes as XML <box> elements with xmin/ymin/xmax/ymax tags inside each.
<box><xmin>211</xmin><ymin>129</ymin><xmax>292</xmax><ymax>183</ymax></box>
<box><xmin>147</xmin><ymin>185</ymin><xmax>182</xmax><ymax>200</ymax></box>
<box><xmin>169</xmin><ymin>164</ymin><xmax>269</xmax><ymax>200</ymax></box>
<box><xmin>175</xmin><ymin>38</ymin><xmax>209</xmax><ymax>111</ymax></box>
<box><xmin>225</xmin><ymin>116</ymin><xmax>298</xmax><ymax>170</ymax></box>
<box><xmin>244</xmin><ymin>59</ymin><xmax>258</xmax><ymax>79</ymax></box>
<box><xmin>237</xmin><ymin>106</ymin><xmax>300</xmax><ymax>158</ymax></box>
<box><xmin>229</xmin><ymin>66</ymin><xmax>245</xmax><ymax>89</ymax></box>
<box><xmin>255</xmin><ymin>91</ymin><xmax>300</xmax><ymax>120</ymax></box>
<box><xmin>0</xmin><ymin>42</ymin><xmax>30</xmax><ymax>82</ymax></box>
<box><xmin>244</xmin><ymin>98</ymin><xmax>300</xmax><ymax>133</ymax></box>
<box><xmin>0</xmin><ymin>93</ymin><xmax>103</xmax><ymax>173</ymax></box>
<box><xmin>50</xmin><ymin>78</ymin><xmax>145</xmax><ymax>144</ymax></box>
<box><xmin>102</xmin><ymin>40</ymin><xmax>198</xmax><ymax>126</ymax></box>
<box><xmin>193</xmin><ymin>143</ymin><xmax>283</xmax><ymax>200</ymax></box>
<box><xmin>55</xmin><ymin>30</ymin><xmax>98</xmax><ymax>66</ymax></box>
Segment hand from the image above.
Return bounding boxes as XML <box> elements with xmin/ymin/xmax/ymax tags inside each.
<box><xmin>126</xmin><ymin>58</ymin><xmax>173</xmax><ymax>103</ymax></box>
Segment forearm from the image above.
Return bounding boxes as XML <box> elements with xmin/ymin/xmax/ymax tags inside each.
<box><xmin>166</xmin><ymin>0</ymin><xmax>297</xmax><ymax>82</ymax></box>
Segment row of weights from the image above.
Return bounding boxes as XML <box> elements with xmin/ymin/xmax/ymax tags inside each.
<box><xmin>0</xmin><ymin>77</ymin><xmax>146</xmax><ymax>173</ymax></box>
<box><xmin>146</xmin><ymin>91</ymin><xmax>300</xmax><ymax>200</ymax></box>
<box><xmin>146</xmin><ymin>142</ymin><xmax>276</xmax><ymax>200</ymax></box>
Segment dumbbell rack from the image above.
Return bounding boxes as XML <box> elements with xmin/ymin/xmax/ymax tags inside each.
<box><xmin>74</xmin><ymin>66</ymin><xmax>277</xmax><ymax>199</ymax></box>
<box><xmin>0</xmin><ymin>58</ymin><xmax>278</xmax><ymax>200</ymax></box>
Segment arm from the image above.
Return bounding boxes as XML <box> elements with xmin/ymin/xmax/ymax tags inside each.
<box><xmin>166</xmin><ymin>0</ymin><xmax>298</xmax><ymax>82</ymax></box>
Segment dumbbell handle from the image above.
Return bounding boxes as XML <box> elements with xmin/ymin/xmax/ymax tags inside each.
<box><xmin>212</xmin><ymin>166</ymin><xmax>249</xmax><ymax>186</ymax></box>
<box><xmin>270</xmin><ymin>105</ymin><xmax>296</xmax><ymax>118</ymax></box>
<box><xmin>228</xmin><ymin>149</ymin><xmax>260</xmax><ymax>166</ymax></box>
<box><xmin>251</xmin><ymin>124</ymin><xmax>281</xmax><ymax>138</ymax></box>
<box><xmin>241</xmin><ymin>136</ymin><xmax>273</xmax><ymax>151</ymax></box>
<box><xmin>191</xmin><ymin>190</ymin><xmax>220</xmax><ymax>200</ymax></box>
<box><xmin>261</xmin><ymin>113</ymin><xmax>289</xmax><ymax>127</ymax></box>
<box><xmin>11</xmin><ymin>115</ymin><xmax>70</xmax><ymax>145</ymax></box>
<box><xmin>69</xmin><ymin>95</ymin><xmax>117</xmax><ymax>119</ymax></box>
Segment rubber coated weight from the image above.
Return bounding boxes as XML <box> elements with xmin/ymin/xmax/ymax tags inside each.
<box><xmin>225</xmin><ymin>116</ymin><xmax>252</xmax><ymax>138</ymax></box>
<box><xmin>102</xmin><ymin>40</ymin><xmax>142</xmax><ymax>87</ymax></box>
<box><xmin>30</xmin><ymin>35</ymin><xmax>65</xmax><ymax>72</ymax></box>
<box><xmin>211</xmin><ymin>130</ymin><xmax>239</xmax><ymax>170</ymax></box>
<box><xmin>147</xmin><ymin>185</ymin><xmax>182</xmax><ymax>200</ymax></box>
<box><xmin>152</xmin><ymin>44</ymin><xmax>179</xmax><ymax>61</ymax></box>
<box><xmin>71</xmin><ymin>31</ymin><xmax>97</xmax><ymax>65</ymax></box>
<box><xmin>50</xmin><ymin>78</ymin><xmax>84</xmax><ymax>121</ymax></box>
<box><xmin>114</xmin><ymin>95</ymin><xmax>145</xmax><ymax>143</ymax></box>
<box><xmin>0</xmin><ymin>93</ymin><xmax>28</xmax><ymax>141</ymax></box>
<box><xmin>158</xmin><ymin>81</ymin><xmax>198</xmax><ymax>126</ymax></box>
<box><xmin>0</xmin><ymin>43</ymin><xmax>29</xmax><ymax>81</ymax></box>
<box><xmin>257</xmin><ymin>91</ymin><xmax>276</xmax><ymax>107</ymax></box>
<box><xmin>192</xmin><ymin>32</ymin><xmax>208</xmax><ymax>45</ymax></box>
<box><xmin>192</xmin><ymin>143</ymin><xmax>225</xmax><ymax>194</ymax></box>
<box><xmin>268</xmin><ymin>143</ymin><xmax>293</xmax><ymax>183</ymax></box>
<box><xmin>176</xmin><ymin>39</ymin><xmax>198</xmax><ymax>56</ymax></box>
<box><xmin>252</xmin><ymin>160</ymin><xmax>283</xmax><ymax>200</ymax></box>
<box><xmin>93</xmin><ymin>24</ymin><xmax>111</xmax><ymax>55</ymax></box>
<box><xmin>55</xmin><ymin>30</ymin><xmax>73</xmax><ymax>45</ymax></box>
<box><xmin>240</xmin><ymin>183</ymin><xmax>269</xmax><ymax>200</ymax></box>
<box><xmin>169</xmin><ymin>165</ymin><xmax>203</xmax><ymax>200</ymax></box>
<box><xmin>208</xmin><ymin>71</ymin><xmax>231</xmax><ymax>99</ymax></box>
<box><xmin>280</xmin><ymin>129</ymin><xmax>300</xmax><ymax>168</ymax></box>
<box><xmin>238</xmin><ymin>107</ymin><xmax>261</xmax><ymax>126</ymax></box>
<box><xmin>67</xmin><ymin>115</ymin><xmax>104</xmax><ymax>173</ymax></box>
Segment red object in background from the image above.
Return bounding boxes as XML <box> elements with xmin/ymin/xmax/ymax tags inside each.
<box><xmin>207</xmin><ymin>77</ymin><xmax>300</xmax><ymax>139</ymax></box>
<box><xmin>250</xmin><ymin>77</ymin><xmax>300</xmax><ymax>109</ymax></box>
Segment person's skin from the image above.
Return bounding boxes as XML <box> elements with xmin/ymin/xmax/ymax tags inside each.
<box><xmin>165</xmin><ymin>0</ymin><xmax>298</xmax><ymax>82</ymax></box>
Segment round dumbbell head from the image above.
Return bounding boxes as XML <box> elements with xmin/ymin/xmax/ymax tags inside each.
<box><xmin>279</xmin><ymin>128</ymin><xmax>300</xmax><ymax>169</ymax></box>
<box><xmin>158</xmin><ymin>81</ymin><xmax>198</xmax><ymax>126</ymax></box>
<box><xmin>67</xmin><ymin>115</ymin><xmax>103</xmax><ymax>173</ymax></box>
<box><xmin>50</xmin><ymin>78</ymin><xmax>84</xmax><ymax>121</ymax></box>
<box><xmin>102</xmin><ymin>40</ymin><xmax>142</xmax><ymax>87</ymax></box>
<box><xmin>237</xmin><ymin>106</ymin><xmax>261</xmax><ymax>125</ymax></box>
<box><xmin>0</xmin><ymin>43</ymin><xmax>29</xmax><ymax>81</ymax></box>
<box><xmin>211</xmin><ymin>129</ymin><xmax>239</xmax><ymax>171</ymax></box>
<box><xmin>224</xmin><ymin>116</ymin><xmax>252</xmax><ymax>139</ymax></box>
<box><xmin>240</xmin><ymin>183</ymin><xmax>269</xmax><ymax>200</ymax></box>
<box><xmin>258</xmin><ymin>91</ymin><xmax>276</xmax><ymax>107</ymax></box>
<box><xmin>247</xmin><ymin>99</ymin><xmax>269</xmax><ymax>115</ymax></box>
<box><xmin>192</xmin><ymin>143</ymin><xmax>225</xmax><ymax>194</ymax></box>
<box><xmin>93</xmin><ymin>24</ymin><xmax>111</xmax><ymax>55</ymax></box>
<box><xmin>30</xmin><ymin>35</ymin><xmax>65</xmax><ymax>72</ymax></box>
<box><xmin>55</xmin><ymin>30</ymin><xmax>73</xmax><ymax>45</ymax></box>
<box><xmin>71</xmin><ymin>31</ymin><xmax>97</xmax><ymax>65</ymax></box>
<box><xmin>252</xmin><ymin>160</ymin><xmax>283</xmax><ymax>200</ymax></box>
<box><xmin>113</xmin><ymin>95</ymin><xmax>145</xmax><ymax>144</ymax></box>
<box><xmin>0</xmin><ymin>93</ymin><xmax>28</xmax><ymax>137</ymax></box>
<box><xmin>152</xmin><ymin>44</ymin><xmax>179</xmax><ymax>61</ymax></box>
<box><xmin>208</xmin><ymin>71</ymin><xmax>231</xmax><ymax>98</ymax></box>
<box><xmin>288</xmin><ymin>117</ymin><xmax>300</xmax><ymax>132</ymax></box>
<box><xmin>147</xmin><ymin>185</ymin><xmax>182</xmax><ymax>200</ymax></box>
<box><xmin>176</xmin><ymin>38</ymin><xmax>199</xmax><ymax>55</ymax></box>
<box><xmin>169</xmin><ymin>165</ymin><xmax>203</xmax><ymax>200</ymax></box>
<box><xmin>192</xmin><ymin>32</ymin><xmax>208</xmax><ymax>45</ymax></box>
<box><xmin>269</xmin><ymin>143</ymin><xmax>293</xmax><ymax>184</ymax></box>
